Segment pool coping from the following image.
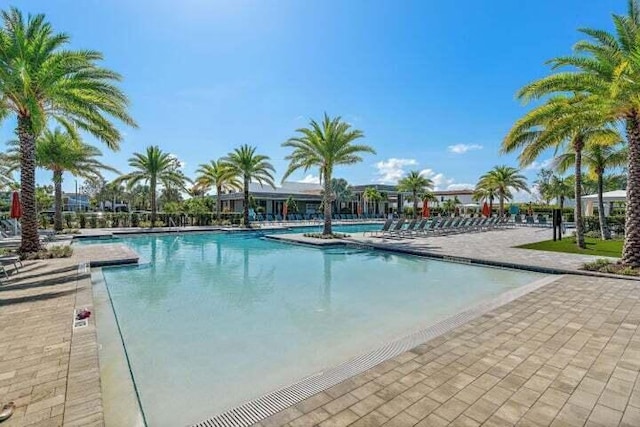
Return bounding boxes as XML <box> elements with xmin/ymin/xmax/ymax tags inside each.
<box><xmin>190</xmin><ymin>273</ymin><xmax>562</xmax><ymax>427</ymax></box>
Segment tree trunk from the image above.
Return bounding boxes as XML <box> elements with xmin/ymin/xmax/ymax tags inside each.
<box><xmin>53</xmin><ymin>170</ymin><xmax>64</xmax><ymax>232</ymax></box>
<box><xmin>323</xmin><ymin>170</ymin><xmax>332</xmax><ymax>235</ymax></box>
<box><xmin>499</xmin><ymin>193</ymin><xmax>505</xmax><ymax>217</ymax></box>
<box><xmin>597</xmin><ymin>170</ymin><xmax>611</xmax><ymax>240</ymax></box>
<box><xmin>489</xmin><ymin>197</ymin><xmax>494</xmax><ymax>218</ymax></box>
<box><xmin>623</xmin><ymin>112</ymin><xmax>640</xmax><ymax>267</ymax></box>
<box><xmin>412</xmin><ymin>191</ymin><xmax>418</xmax><ymax>219</ymax></box>
<box><xmin>17</xmin><ymin>115</ymin><xmax>41</xmax><ymax>254</ymax></box>
<box><xmin>243</xmin><ymin>176</ymin><xmax>249</xmax><ymax>227</ymax></box>
<box><xmin>560</xmin><ymin>196</ymin><xmax>564</xmax><ymax>211</ymax></box>
<box><xmin>216</xmin><ymin>184</ymin><xmax>222</xmax><ymax>222</ymax></box>
<box><xmin>150</xmin><ymin>178</ymin><xmax>157</xmax><ymax>228</ymax></box>
<box><xmin>574</xmin><ymin>137</ymin><xmax>585</xmax><ymax>249</ymax></box>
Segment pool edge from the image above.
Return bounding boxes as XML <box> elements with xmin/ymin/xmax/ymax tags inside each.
<box><xmin>190</xmin><ymin>274</ymin><xmax>562</xmax><ymax>427</ymax></box>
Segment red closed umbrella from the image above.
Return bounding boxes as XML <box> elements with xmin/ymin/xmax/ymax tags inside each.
<box><xmin>10</xmin><ymin>191</ymin><xmax>21</xmax><ymax>219</ymax></box>
<box><xmin>422</xmin><ymin>200</ymin><xmax>430</xmax><ymax>218</ymax></box>
<box><xmin>482</xmin><ymin>202</ymin><xmax>490</xmax><ymax>217</ymax></box>
<box><xmin>282</xmin><ymin>203</ymin><xmax>288</xmax><ymax>220</ymax></box>
<box><xmin>10</xmin><ymin>191</ymin><xmax>21</xmax><ymax>235</ymax></box>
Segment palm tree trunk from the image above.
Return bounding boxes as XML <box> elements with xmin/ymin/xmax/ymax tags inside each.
<box><xmin>597</xmin><ymin>171</ymin><xmax>611</xmax><ymax>240</ymax></box>
<box><xmin>489</xmin><ymin>197</ymin><xmax>494</xmax><ymax>218</ymax></box>
<box><xmin>150</xmin><ymin>178</ymin><xmax>157</xmax><ymax>228</ymax></box>
<box><xmin>412</xmin><ymin>191</ymin><xmax>418</xmax><ymax>218</ymax></box>
<box><xmin>574</xmin><ymin>137</ymin><xmax>585</xmax><ymax>249</ymax></box>
<box><xmin>623</xmin><ymin>112</ymin><xmax>640</xmax><ymax>267</ymax></box>
<box><xmin>216</xmin><ymin>184</ymin><xmax>222</xmax><ymax>222</ymax></box>
<box><xmin>560</xmin><ymin>196</ymin><xmax>564</xmax><ymax>211</ymax></box>
<box><xmin>243</xmin><ymin>176</ymin><xmax>249</xmax><ymax>227</ymax></box>
<box><xmin>53</xmin><ymin>170</ymin><xmax>64</xmax><ymax>232</ymax></box>
<box><xmin>499</xmin><ymin>193</ymin><xmax>505</xmax><ymax>217</ymax></box>
<box><xmin>323</xmin><ymin>171</ymin><xmax>332</xmax><ymax>235</ymax></box>
<box><xmin>17</xmin><ymin>115</ymin><xmax>41</xmax><ymax>254</ymax></box>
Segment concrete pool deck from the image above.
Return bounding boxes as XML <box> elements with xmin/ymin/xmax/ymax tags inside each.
<box><xmin>2</xmin><ymin>226</ymin><xmax>639</xmax><ymax>427</ymax></box>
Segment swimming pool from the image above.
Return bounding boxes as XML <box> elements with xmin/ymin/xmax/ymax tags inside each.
<box><xmin>97</xmin><ymin>232</ymin><xmax>543</xmax><ymax>426</ymax></box>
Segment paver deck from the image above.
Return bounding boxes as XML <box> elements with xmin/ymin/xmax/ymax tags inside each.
<box><xmin>0</xmin><ymin>243</ymin><xmax>139</xmax><ymax>427</ymax></box>
<box><xmin>256</xmin><ymin>274</ymin><xmax>640</xmax><ymax>427</ymax></box>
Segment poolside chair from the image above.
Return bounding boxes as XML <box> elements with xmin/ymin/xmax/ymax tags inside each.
<box><xmin>525</xmin><ymin>216</ymin><xmax>535</xmax><ymax>226</ymax></box>
<box><xmin>0</xmin><ymin>255</ymin><xmax>22</xmax><ymax>279</ymax></box>
<box><xmin>365</xmin><ymin>218</ymin><xmax>393</xmax><ymax>236</ymax></box>
<box><xmin>397</xmin><ymin>219</ymin><xmax>417</xmax><ymax>237</ymax></box>
<box><xmin>411</xmin><ymin>219</ymin><xmax>429</xmax><ymax>236</ymax></box>
<box><xmin>382</xmin><ymin>218</ymin><xmax>405</xmax><ymax>237</ymax></box>
<box><xmin>418</xmin><ymin>218</ymin><xmax>440</xmax><ymax>236</ymax></box>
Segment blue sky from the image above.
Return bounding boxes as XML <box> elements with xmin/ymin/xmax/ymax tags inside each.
<box><xmin>2</xmin><ymin>0</ymin><xmax>626</xmax><ymax>197</ymax></box>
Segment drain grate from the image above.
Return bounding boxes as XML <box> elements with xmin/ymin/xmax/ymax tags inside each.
<box><xmin>191</xmin><ymin>275</ymin><xmax>560</xmax><ymax>427</ymax></box>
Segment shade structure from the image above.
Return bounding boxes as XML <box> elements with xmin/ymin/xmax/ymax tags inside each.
<box><xmin>282</xmin><ymin>203</ymin><xmax>288</xmax><ymax>220</ymax></box>
<box><xmin>482</xmin><ymin>202</ymin><xmax>490</xmax><ymax>217</ymax></box>
<box><xmin>422</xmin><ymin>200</ymin><xmax>430</xmax><ymax>218</ymax></box>
<box><xmin>10</xmin><ymin>191</ymin><xmax>21</xmax><ymax>219</ymax></box>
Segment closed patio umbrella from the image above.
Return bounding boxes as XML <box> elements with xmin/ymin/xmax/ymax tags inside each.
<box><xmin>422</xmin><ymin>200</ymin><xmax>430</xmax><ymax>218</ymax></box>
<box><xmin>482</xmin><ymin>202</ymin><xmax>490</xmax><ymax>217</ymax></box>
<box><xmin>282</xmin><ymin>203</ymin><xmax>288</xmax><ymax>220</ymax></box>
<box><xmin>10</xmin><ymin>191</ymin><xmax>21</xmax><ymax>235</ymax></box>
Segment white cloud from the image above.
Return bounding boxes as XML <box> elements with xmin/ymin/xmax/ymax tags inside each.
<box><xmin>446</xmin><ymin>183</ymin><xmax>475</xmax><ymax>191</ymax></box>
<box><xmin>296</xmin><ymin>174</ymin><xmax>320</xmax><ymax>184</ymax></box>
<box><xmin>419</xmin><ymin>168</ymin><xmax>454</xmax><ymax>190</ymax></box>
<box><xmin>374</xmin><ymin>158</ymin><xmax>418</xmax><ymax>184</ymax></box>
<box><xmin>448</xmin><ymin>144</ymin><xmax>483</xmax><ymax>154</ymax></box>
<box><xmin>524</xmin><ymin>158</ymin><xmax>553</xmax><ymax>171</ymax></box>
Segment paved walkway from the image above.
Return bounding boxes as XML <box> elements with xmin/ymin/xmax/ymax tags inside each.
<box><xmin>0</xmin><ymin>242</ymin><xmax>138</xmax><ymax>427</ymax></box>
<box><xmin>343</xmin><ymin>227</ymin><xmax>612</xmax><ymax>273</ymax></box>
<box><xmin>256</xmin><ymin>275</ymin><xmax>640</xmax><ymax>427</ymax></box>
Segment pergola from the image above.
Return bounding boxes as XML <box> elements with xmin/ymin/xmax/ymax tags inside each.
<box><xmin>581</xmin><ymin>190</ymin><xmax>626</xmax><ymax>216</ymax></box>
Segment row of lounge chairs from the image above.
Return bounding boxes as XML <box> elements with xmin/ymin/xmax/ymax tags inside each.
<box><xmin>253</xmin><ymin>213</ymin><xmax>385</xmax><ymax>223</ymax></box>
<box><xmin>365</xmin><ymin>216</ymin><xmax>513</xmax><ymax>238</ymax></box>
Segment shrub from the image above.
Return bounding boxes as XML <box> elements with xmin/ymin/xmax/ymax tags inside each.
<box><xmin>583</xmin><ymin>216</ymin><xmax>625</xmax><ymax>235</ymax></box>
<box><xmin>89</xmin><ymin>215</ymin><xmax>97</xmax><ymax>228</ymax></box>
<box><xmin>78</xmin><ymin>213</ymin><xmax>86</xmax><ymax>229</ymax></box>
<box><xmin>22</xmin><ymin>245</ymin><xmax>73</xmax><ymax>260</ymax></box>
<box><xmin>131</xmin><ymin>212</ymin><xmax>139</xmax><ymax>227</ymax></box>
<box><xmin>64</xmin><ymin>213</ymin><xmax>74</xmax><ymax>228</ymax></box>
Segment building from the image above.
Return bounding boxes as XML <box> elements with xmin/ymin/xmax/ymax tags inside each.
<box><xmin>62</xmin><ymin>193</ymin><xmax>90</xmax><ymax>211</ymax></box>
<box><xmin>219</xmin><ymin>182</ymin><xmax>476</xmax><ymax>215</ymax></box>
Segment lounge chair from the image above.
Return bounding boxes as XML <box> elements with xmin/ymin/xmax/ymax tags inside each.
<box><xmin>0</xmin><ymin>255</ymin><xmax>22</xmax><ymax>278</ymax></box>
<box><xmin>398</xmin><ymin>219</ymin><xmax>418</xmax><ymax>237</ymax></box>
<box><xmin>366</xmin><ymin>218</ymin><xmax>393</xmax><ymax>236</ymax></box>
<box><xmin>383</xmin><ymin>218</ymin><xmax>406</xmax><ymax>237</ymax></box>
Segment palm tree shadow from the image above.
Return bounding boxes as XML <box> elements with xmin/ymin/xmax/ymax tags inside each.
<box><xmin>0</xmin><ymin>289</ymin><xmax>76</xmax><ymax>305</ymax></box>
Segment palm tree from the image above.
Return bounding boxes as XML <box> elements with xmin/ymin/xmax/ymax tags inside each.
<box><xmin>329</xmin><ymin>178</ymin><xmax>353</xmax><ymax>214</ymax></box>
<box><xmin>555</xmin><ymin>143</ymin><xmax>627</xmax><ymax>239</ymax></box>
<box><xmin>502</xmin><ymin>95</ymin><xmax>611</xmax><ymax>249</ymax></box>
<box><xmin>513</xmin><ymin>0</ymin><xmax>640</xmax><ymax>264</ymax></box>
<box><xmin>223</xmin><ymin>145</ymin><xmax>275</xmax><ymax>226</ymax></box>
<box><xmin>195</xmin><ymin>160</ymin><xmax>240</xmax><ymax>221</ymax></box>
<box><xmin>6</xmin><ymin>128</ymin><xmax>118</xmax><ymax>231</ymax></box>
<box><xmin>0</xmin><ymin>8</ymin><xmax>135</xmax><ymax>253</ymax></box>
<box><xmin>129</xmin><ymin>184</ymin><xmax>150</xmax><ymax>210</ymax></box>
<box><xmin>362</xmin><ymin>187</ymin><xmax>382</xmax><ymax>215</ymax></box>
<box><xmin>473</xmin><ymin>185</ymin><xmax>496</xmax><ymax>216</ymax></box>
<box><xmin>544</xmin><ymin>175</ymin><xmax>573</xmax><ymax>212</ymax></box>
<box><xmin>397</xmin><ymin>170</ymin><xmax>434</xmax><ymax>218</ymax></box>
<box><xmin>282</xmin><ymin>114</ymin><xmax>375</xmax><ymax>235</ymax></box>
<box><xmin>477</xmin><ymin>166</ymin><xmax>528</xmax><ymax>218</ymax></box>
<box><xmin>115</xmin><ymin>146</ymin><xmax>188</xmax><ymax>227</ymax></box>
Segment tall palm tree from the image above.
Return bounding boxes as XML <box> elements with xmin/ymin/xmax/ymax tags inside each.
<box><xmin>397</xmin><ymin>170</ymin><xmax>434</xmax><ymax>218</ymax></box>
<box><xmin>115</xmin><ymin>146</ymin><xmax>188</xmax><ymax>227</ymax></box>
<box><xmin>223</xmin><ymin>145</ymin><xmax>275</xmax><ymax>226</ymax></box>
<box><xmin>6</xmin><ymin>128</ymin><xmax>118</xmax><ymax>231</ymax></box>
<box><xmin>195</xmin><ymin>159</ymin><xmax>240</xmax><ymax>221</ymax></box>
<box><xmin>514</xmin><ymin>0</ymin><xmax>640</xmax><ymax>264</ymax></box>
<box><xmin>329</xmin><ymin>178</ymin><xmax>353</xmax><ymax>214</ymax></box>
<box><xmin>0</xmin><ymin>8</ymin><xmax>136</xmax><ymax>253</ymax></box>
<box><xmin>282</xmin><ymin>114</ymin><xmax>375</xmax><ymax>235</ymax></box>
<box><xmin>555</xmin><ymin>144</ymin><xmax>627</xmax><ymax>239</ymax></box>
<box><xmin>503</xmin><ymin>95</ymin><xmax>612</xmax><ymax>249</ymax></box>
<box><xmin>477</xmin><ymin>166</ymin><xmax>528</xmax><ymax>218</ymax></box>
<box><xmin>362</xmin><ymin>187</ymin><xmax>382</xmax><ymax>216</ymax></box>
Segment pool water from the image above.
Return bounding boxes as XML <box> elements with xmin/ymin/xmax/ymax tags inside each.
<box><xmin>98</xmin><ymin>232</ymin><xmax>542</xmax><ymax>426</ymax></box>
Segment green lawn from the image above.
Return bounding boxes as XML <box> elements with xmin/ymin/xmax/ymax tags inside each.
<box><xmin>517</xmin><ymin>237</ymin><xmax>622</xmax><ymax>258</ymax></box>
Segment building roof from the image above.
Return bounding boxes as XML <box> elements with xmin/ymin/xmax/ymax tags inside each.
<box><xmin>581</xmin><ymin>190</ymin><xmax>626</xmax><ymax>201</ymax></box>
